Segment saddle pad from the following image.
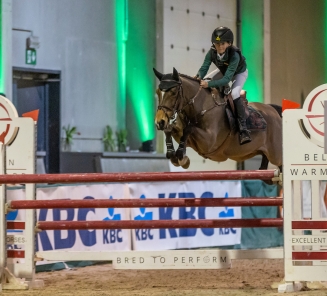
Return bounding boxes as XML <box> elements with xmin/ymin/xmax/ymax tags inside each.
<box><xmin>225</xmin><ymin>106</ymin><xmax>267</xmax><ymax>131</ymax></box>
<box><xmin>246</xmin><ymin>106</ymin><xmax>267</xmax><ymax>130</ymax></box>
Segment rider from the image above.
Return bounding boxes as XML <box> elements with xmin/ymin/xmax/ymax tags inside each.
<box><xmin>195</xmin><ymin>26</ymin><xmax>251</xmax><ymax>145</ymax></box>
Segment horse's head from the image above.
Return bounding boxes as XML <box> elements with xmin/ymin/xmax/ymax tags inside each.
<box><xmin>153</xmin><ymin>67</ymin><xmax>181</xmax><ymax>130</ymax></box>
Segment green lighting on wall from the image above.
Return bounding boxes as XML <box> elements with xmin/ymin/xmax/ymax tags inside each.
<box><xmin>241</xmin><ymin>0</ymin><xmax>263</xmax><ymax>103</ymax></box>
<box><xmin>128</xmin><ymin>75</ymin><xmax>155</xmax><ymax>142</ymax></box>
<box><xmin>115</xmin><ymin>0</ymin><xmax>155</xmax><ymax>145</ymax></box>
<box><xmin>115</xmin><ymin>0</ymin><xmax>127</xmax><ymax>130</ymax></box>
<box><xmin>126</xmin><ymin>0</ymin><xmax>155</xmax><ymax>143</ymax></box>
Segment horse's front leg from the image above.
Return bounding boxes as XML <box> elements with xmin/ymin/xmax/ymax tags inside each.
<box><xmin>175</xmin><ymin>125</ymin><xmax>193</xmax><ymax>169</ymax></box>
<box><xmin>164</xmin><ymin>130</ymin><xmax>180</xmax><ymax>167</ymax></box>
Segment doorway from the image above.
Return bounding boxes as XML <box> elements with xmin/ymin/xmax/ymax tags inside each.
<box><xmin>12</xmin><ymin>68</ymin><xmax>60</xmax><ymax>173</ymax></box>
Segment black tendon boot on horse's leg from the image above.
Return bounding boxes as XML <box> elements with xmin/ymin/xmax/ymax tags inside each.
<box><xmin>175</xmin><ymin>125</ymin><xmax>193</xmax><ymax>169</ymax></box>
<box><xmin>164</xmin><ymin>131</ymin><xmax>179</xmax><ymax>167</ymax></box>
<box><xmin>234</xmin><ymin>97</ymin><xmax>252</xmax><ymax>145</ymax></box>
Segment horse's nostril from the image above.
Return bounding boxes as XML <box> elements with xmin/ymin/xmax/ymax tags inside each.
<box><xmin>159</xmin><ymin>119</ymin><xmax>165</xmax><ymax>130</ymax></box>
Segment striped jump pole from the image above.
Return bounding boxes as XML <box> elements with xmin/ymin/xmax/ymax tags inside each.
<box><xmin>36</xmin><ymin>218</ymin><xmax>283</xmax><ymax>231</ymax></box>
<box><xmin>8</xmin><ymin>197</ymin><xmax>283</xmax><ymax>210</ymax></box>
<box><xmin>0</xmin><ymin>169</ymin><xmax>279</xmax><ymax>184</ymax></box>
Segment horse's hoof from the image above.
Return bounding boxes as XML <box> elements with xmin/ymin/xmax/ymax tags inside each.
<box><xmin>166</xmin><ymin>151</ymin><xmax>176</xmax><ymax>159</ymax></box>
<box><xmin>182</xmin><ymin>158</ymin><xmax>190</xmax><ymax>169</ymax></box>
<box><xmin>179</xmin><ymin>156</ymin><xmax>190</xmax><ymax>169</ymax></box>
<box><xmin>175</xmin><ymin>150</ymin><xmax>183</xmax><ymax>160</ymax></box>
<box><xmin>170</xmin><ymin>157</ymin><xmax>180</xmax><ymax>167</ymax></box>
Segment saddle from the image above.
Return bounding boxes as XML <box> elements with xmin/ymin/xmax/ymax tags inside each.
<box><xmin>211</xmin><ymin>88</ymin><xmax>267</xmax><ymax>132</ymax></box>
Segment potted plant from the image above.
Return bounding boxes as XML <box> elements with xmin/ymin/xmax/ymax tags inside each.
<box><xmin>116</xmin><ymin>129</ymin><xmax>128</xmax><ymax>152</ymax></box>
<box><xmin>103</xmin><ymin>125</ymin><xmax>116</xmax><ymax>152</ymax></box>
<box><xmin>62</xmin><ymin>124</ymin><xmax>79</xmax><ymax>151</ymax></box>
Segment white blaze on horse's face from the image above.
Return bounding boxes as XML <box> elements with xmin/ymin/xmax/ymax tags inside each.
<box><xmin>155</xmin><ymin>88</ymin><xmax>178</xmax><ymax>130</ymax></box>
<box><xmin>155</xmin><ymin>109</ymin><xmax>167</xmax><ymax>130</ymax></box>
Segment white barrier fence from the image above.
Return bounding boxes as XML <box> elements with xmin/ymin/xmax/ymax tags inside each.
<box><xmin>282</xmin><ymin>84</ymin><xmax>327</xmax><ymax>291</ymax></box>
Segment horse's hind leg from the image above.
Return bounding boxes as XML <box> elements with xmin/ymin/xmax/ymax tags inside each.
<box><xmin>259</xmin><ymin>154</ymin><xmax>283</xmax><ymax>185</ymax></box>
<box><xmin>259</xmin><ymin>153</ymin><xmax>283</xmax><ymax>173</ymax></box>
<box><xmin>259</xmin><ymin>154</ymin><xmax>269</xmax><ymax>170</ymax></box>
<box><xmin>164</xmin><ymin>130</ymin><xmax>179</xmax><ymax>167</ymax></box>
<box><xmin>259</xmin><ymin>154</ymin><xmax>275</xmax><ymax>185</ymax></box>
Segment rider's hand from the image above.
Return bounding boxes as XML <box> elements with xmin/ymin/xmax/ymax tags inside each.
<box><xmin>200</xmin><ymin>80</ymin><xmax>209</xmax><ymax>88</ymax></box>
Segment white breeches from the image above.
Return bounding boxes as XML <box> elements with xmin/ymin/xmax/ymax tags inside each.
<box><xmin>231</xmin><ymin>69</ymin><xmax>248</xmax><ymax>100</ymax></box>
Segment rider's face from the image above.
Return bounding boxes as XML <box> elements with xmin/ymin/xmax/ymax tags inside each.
<box><xmin>214</xmin><ymin>41</ymin><xmax>231</xmax><ymax>54</ymax></box>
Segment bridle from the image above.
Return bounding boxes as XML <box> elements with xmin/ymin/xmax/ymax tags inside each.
<box><xmin>157</xmin><ymin>79</ymin><xmax>182</xmax><ymax>120</ymax></box>
<box><xmin>157</xmin><ymin>77</ymin><xmax>202</xmax><ymax>121</ymax></box>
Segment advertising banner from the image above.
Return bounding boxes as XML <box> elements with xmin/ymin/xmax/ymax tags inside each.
<box><xmin>35</xmin><ymin>184</ymin><xmax>132</xmax><ymax>252</ymax></box>
<box><xmin>7</xmin><ymin>181</ymin><xmax>242</xmax><ymax>260</ymax></box>
<box><xmin>128</xmin><ymin>181</ymin><xmax>242</xmax><ymax>250</ymax></box>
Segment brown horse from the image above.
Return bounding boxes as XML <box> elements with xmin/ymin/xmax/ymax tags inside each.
<box><xmin>154</xmin><ymin>68</ymin><xmax>282</xmax><ymax>171</ymax></box>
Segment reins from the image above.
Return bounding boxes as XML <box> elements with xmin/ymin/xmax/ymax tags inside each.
<box><xmin>178</xmin><ymin>75</ymin><xmax>226</xmax><ymax>124</ymax></box>
<box><xmin>157</xmin><ymin>73</ymin><xmax>226</xmax><ymax>124</ymax></box>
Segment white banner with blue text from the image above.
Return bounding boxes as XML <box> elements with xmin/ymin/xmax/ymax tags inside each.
<box><xmin>128</xmin><ymin>181</ymin><xmax>242</xmax><ymax>250</ymax></box>
<box><xmin>6</xmin><ymin>184</ymin><xmax>132</xmax><ymax>257</ymax></box>
<box><xmin>6</xmin><ymin>181</ymin><xmax>241</xmax><ymax>256</ymax></box>
<box><xmin>35</xmin><ymin>184</ymin><xmax>132</xmax><ymax>252</ymax></box>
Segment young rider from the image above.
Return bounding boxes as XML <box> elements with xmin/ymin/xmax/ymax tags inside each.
<box><xmin>195</xmin><ymin>26</ymin><xmax>251</xmax><ymax>145</ymax></box>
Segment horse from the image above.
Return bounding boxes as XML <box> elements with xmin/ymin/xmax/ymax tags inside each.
<box><xmin>153</xmin><ymin>67</ymin><xmax>282</xmax><ymax>172</ymax></box>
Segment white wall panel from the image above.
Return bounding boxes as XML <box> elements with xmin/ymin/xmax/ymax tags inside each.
<box><xmin>164</xmin><ymin>0</ymin><xmax>189</xmax><ymax>10</ymax></box>
<box><xmin>186</xmin><ymin>13</ymin><xmax>205</xmax><ymax>49</ymax></box>
<box><xmin>164</xmin><ymin>47</ymin><xmax>209</xmax><ymax>76</ymax></box>
<box><xmin>187</xmin><ymin>50</ymin><xmax>206</xmax><ymax>76</ymax></box>
<box><xmin>164</xmin><ymin>46</ymin><xmax>189</xmax><ymax>73</ymax></box>
<box><xmin>187</xmin><ymin>0</ymin><xmax>204</xmax><ymax>12</ymax></box>
<box><xmin>205</xmin><ymin>0</ymin><xmax>236</xmax><ymax>20</ymax></box>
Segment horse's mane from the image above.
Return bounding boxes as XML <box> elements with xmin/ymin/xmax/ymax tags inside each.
<box><xmin>179</xmin><ymin>73</ymin><xmax>212</xmax><ymax>94</ymax></box>
<box><xmin>179</xmin><ymin>73</ymin><xmax>200</xmax><ymax>83</ymax></box>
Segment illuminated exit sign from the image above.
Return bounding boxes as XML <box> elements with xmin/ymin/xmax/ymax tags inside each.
<box><xmin>26</xmin><ymin>49</ymin><xmax>37</xmax><ymax>65</ymax></box>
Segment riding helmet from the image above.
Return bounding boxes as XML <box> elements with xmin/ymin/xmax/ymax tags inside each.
<box><xmin>211</xmin><ymin>26</ymin><xmax>234</xmax><ymax>44</ymax></box>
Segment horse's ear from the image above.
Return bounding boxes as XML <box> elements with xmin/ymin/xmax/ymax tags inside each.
<box><xmin>172</xmin><ymin>68</ymin><xmax>179</xmax><ymax>81</ymax></box>
<box><xmin>153</xmin><ymin>68</ymin><xmax>163</xmax><ymax>81</ymax></box>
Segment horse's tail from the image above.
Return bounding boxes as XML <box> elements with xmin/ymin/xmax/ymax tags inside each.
<box><xmin>269</xmin><ymin>104</ymin><xmax>282</xmax><ymax>118</ymax></box>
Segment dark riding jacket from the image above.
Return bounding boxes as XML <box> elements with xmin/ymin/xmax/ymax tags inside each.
<box><xmin>197</xmin><ymin>45</ymin><xmax>247</xmax><ymax>88</ymax></box>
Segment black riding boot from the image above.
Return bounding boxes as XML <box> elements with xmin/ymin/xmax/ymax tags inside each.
<box><xmin>234</xmin><ymin>97</ymin><xmax>252</xmax><ymax>145</ymax></box>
